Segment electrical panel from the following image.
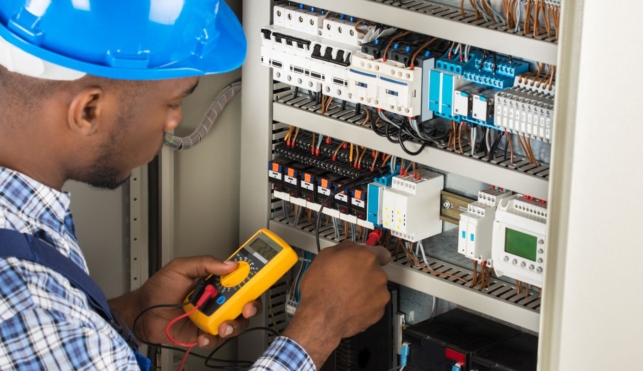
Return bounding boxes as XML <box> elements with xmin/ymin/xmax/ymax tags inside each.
<box><xmin>254</xmin><ymin>0</ymin><xmax>562</xmax><ymax>364</ymax></box>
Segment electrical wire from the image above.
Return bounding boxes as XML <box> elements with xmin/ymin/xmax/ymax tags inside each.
<box><xmin>382</xmin><ymin>31</ymin><xmax>411</xmax><ymax>62</ymax></box>
<box><xmin>315</xmin><ymin>175</ymin><xmax>380</xmax><ymax>253</ymax></box>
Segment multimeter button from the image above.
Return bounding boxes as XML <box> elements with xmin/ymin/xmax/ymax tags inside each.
<box><xmin>220</xmin><ymin>261</ymin><xmax>250</xmax><ymax>287</ymax></box>
<box><xmin>216</xmin><ymin>296</ymin><xmax>226</xmax><ymax>305</ymax></box>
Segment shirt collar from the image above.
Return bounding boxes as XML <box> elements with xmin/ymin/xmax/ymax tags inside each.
<box><xmin>0</xmin><ymin>168</ymin><xmax>72</xmax><ymax>235</ymax></box>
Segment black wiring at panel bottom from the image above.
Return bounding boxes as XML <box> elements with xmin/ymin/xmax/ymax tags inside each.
<box><xmin>132</xmin><ymin>303</ymin><xmax>278</xmax><ymax>370</ymax></box>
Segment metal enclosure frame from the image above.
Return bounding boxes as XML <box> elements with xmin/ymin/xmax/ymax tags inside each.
<box><xmin>238</xmin><ymin>0</ymin><xmax>553</xmax><ymax>363</ymax></box>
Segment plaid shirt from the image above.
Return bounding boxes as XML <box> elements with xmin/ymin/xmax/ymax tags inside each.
<box><xmin>0</xmin><ymin>168</ymin><xmax>315</xmax><ymax>370</ymax></box>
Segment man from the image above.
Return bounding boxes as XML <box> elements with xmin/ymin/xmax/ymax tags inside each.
<box><xmin>0</xmin><ymin>1</ymin><xmax>391</xmax><ymax>370</ymax></box>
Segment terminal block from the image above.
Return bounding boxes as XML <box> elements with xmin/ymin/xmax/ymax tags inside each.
<box><xmin>492</xmin><ymin>196</ymin><xmax>548</xmax><ymax>287</ymax></box>
<box><xmin>269</xmin><ymin>158</ymin><xmax>294</xmax><ymax>201</ymax></box>
<box><xmin>300</xmin><ymin>168</ymin><xmax>328</xmax><ymax>204</ymax></box>
<box><xmin>462</xmin><ymin>70</ymin><xmax>514</xmax><ymax>89</ymax></box>
<box><xmin>473</xmin><ymin>55</ymin><xmax>529</xmax><ymax>78</ymax></box>
<box><xmin>282</xmin><ymin>163</ymin><xmax>311</xmax><ymax>207</ymax></box>
<box><xmin>458</xmin><ymin>188</ymin><xmax>512</xmax><ymax>262</ymax></box>
<box><xmin>494</xmin><ymin>88</ymin><xmax>555</xmax><ymax>142</ymax></box>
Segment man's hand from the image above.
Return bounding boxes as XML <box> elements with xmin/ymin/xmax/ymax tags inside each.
<box><xmin>283</xmin><ymin>241</ymin><xmax>391</xmax><ymax>368</ymax></box>
<box><xmin>109</xmin><ymin>256</ymin><xmax>262</xmax><ymax>348</ymax></box>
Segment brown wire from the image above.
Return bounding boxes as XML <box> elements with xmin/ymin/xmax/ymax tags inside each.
<box><xmin>525</xmin><ymin>135</ymin><xmax>541</xmax><ymax>167</ymax></box>
<box><xmin>381</xmin><ymin>153</ymin><xmax>392</xmax><ymax>167</ymax></box>
<box><xmin>471</xmin><ymin>260</ymin><xmax>478</xmax><ymax>288</ymax></box>
<box><xmin>393</xmin><ymin>239</ymin><xmax>402</xmax><ymax>262</ymax></box>
<box><xmin>469</xmin><ymin>0</ymin><xmax>480</xmax><ymax>20</ymax></box>
<box><xmin>533</xmin><ymin>0</ymin><xmax>541</xmax><ymax>37</ymax></box>
<box><xmin>505</xmin><ymin>131</ymin><xmax>515</xmax><ymax>165</ymax></box>
<box><xmin>458</xmin><ymin>123</ymin><xmax>465</xmax><ymax>154</ymax></box>
<box><xmin>401</xmin><ymin>244</ymin><xmax>468</xmax><ymax>283</ymax></box>
<box><xmin>383</xmin><ymin>31</ymin><xmax>411</xmax><ymax>62</ymax></box>
<box><xmin>516</xmin><ymin>134</ymin><xmax>531</xmax><ymax>163</ymax></box>
<box><xmin>360</xmin><ymin>109</ymin><xmax>371</xmax><ymax>126</ymax></box>
<box><xmin>292</xmin><ymin>127</ymin><xmax>301</xmax><ymax>146</ymax></box>
<box><xmin>320</xmin><ymin>95</ymin><xmax>327</xmax><ymax>115</ymax></box>
<box><xmin>353</xmin><ymin>19</ymin><xmax>375</xmax><ymax>35</ymax></box>
<box><xmin>547</xmin><ymin>66</ymin><xmax>556</xmax><ymax>90</ymax></box>
<box><xmin>410</xmin><ymin>38</ymin><xmax>438</xmax><ymax>69</ymax></box>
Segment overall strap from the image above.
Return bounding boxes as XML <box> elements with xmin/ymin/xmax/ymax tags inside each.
<box><xmin>0</xmin><ymin>229</ymin><xmax>146</xmax><ymax>367</ymax></box>
<box><xmin>0</xmin><ymin>229</ymin><xmax>114</xmax><ymax>321</ymax></box>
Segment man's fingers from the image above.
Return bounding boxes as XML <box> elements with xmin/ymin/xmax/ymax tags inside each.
<box><xmin>364</xmin><ymin>245</ymin><xmax>392</xmax><ymax>266</ymax></box>
<box><xmin>170</xmin><ymin>255</ymin><xmax>238</xmax><ymax>279</ymax></box>
<box><xmin>197</xmin><ymin>333</ymin><xmax>219</xmax><ymax>349</ymax></box>
<box><xmin>242</xmin><ymin>300</ymin><xmax>263</xmax><ymax>319</ymax></box>
<box><xmin>218</xmin><ymin>317</ymin><xmax>250</xmax><ymax>339</ymax></box>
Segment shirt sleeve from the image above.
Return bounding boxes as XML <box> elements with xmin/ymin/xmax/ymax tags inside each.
<box><xmin>0</xmin><ymin>307</ymin><xmax>140</xmax><ymax>371</ymax></box>
<box><xmin>249</xmin><ymin>336</ymin><xmax>316</xmax><ymax>371</ymax></box>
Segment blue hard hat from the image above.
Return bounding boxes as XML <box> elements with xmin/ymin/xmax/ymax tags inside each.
<box><xmin>0</xmin><ymin>0</ymin><xmax>247</xmax><ymax>80</ymax></box>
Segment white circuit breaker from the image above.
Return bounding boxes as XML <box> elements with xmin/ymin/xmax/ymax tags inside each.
<box><xmin>458</xmin><ymin>188</ymin><xmax>512</xmax><ymax>262</ymax></box>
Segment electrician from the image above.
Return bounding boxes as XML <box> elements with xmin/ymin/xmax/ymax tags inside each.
<box><xmin>0</xmin><ymin>1</ymin><xmax>391</xmax><ymax>370</ymax></box>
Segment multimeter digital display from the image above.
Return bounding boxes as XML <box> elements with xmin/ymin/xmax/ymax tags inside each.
<box><xmin>184</xmin><ymin>228</ymin><xmax>298</xmax><ymax>335</ymax></box>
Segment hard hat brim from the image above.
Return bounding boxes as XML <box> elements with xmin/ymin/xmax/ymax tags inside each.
<box><xmin>0</xmin><ymin>2</ymin><xmax>247</xmax><ymax>80</ymax></box>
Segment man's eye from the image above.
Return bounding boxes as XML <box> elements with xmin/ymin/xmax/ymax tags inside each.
<box><xmin>168</xmin><ymin>103</ymin><xmax>181</xmax><ymax>110</ymax></box>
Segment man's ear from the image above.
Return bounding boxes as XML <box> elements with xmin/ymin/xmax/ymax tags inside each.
<box><xmin>68</xmin><ymin>87</ymin><xmax>104</xmax><ymax>136</ymax></box>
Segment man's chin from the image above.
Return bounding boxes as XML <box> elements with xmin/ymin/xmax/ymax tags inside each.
<box><xmin>87</xmin><ymin>174</ymin><xmax>131</xmax><ymax>190</ymax></box>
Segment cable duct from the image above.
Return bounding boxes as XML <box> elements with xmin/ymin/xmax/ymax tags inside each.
<box><xmin>164</xmin><ymin>81</ymin><xmax>242</xmax><ymax>150</ymax></box>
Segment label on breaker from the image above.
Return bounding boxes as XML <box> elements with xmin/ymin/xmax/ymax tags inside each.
<box><xmin>335</xmin><ymin>193</ymin><xmax>348</xmax><ymax>202</ymax></box>
<box><xmin>352</xmin><ymin>198</ymin><xmax>365</xmax><ymax>208</ymax></box>
<box><xmin>269</xmin><ymin>170</ymin><xmax>281</xmax><ymax>180</ymax></box>
<box><xmin>285</xmin><ymin>176</ymin><xmax>298</xmax><ymax>185</ymax></box>
<box><xmin>301</xmin><ymin>181</ymin><xmax>315</xmax><ymax>191</ymax></box>
<box><xmin>318</xmin><ymin>187</ymin><xmax>331</xmax><ymax>196</ymax></box>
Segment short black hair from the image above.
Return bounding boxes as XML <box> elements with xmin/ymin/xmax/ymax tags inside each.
<box><xmin>0</xmin><ymin>65</ymin><xmax>145</xmax><ymax>109</ymax></box>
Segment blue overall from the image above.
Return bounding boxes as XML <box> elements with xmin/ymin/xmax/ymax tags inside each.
<box><xmin>0</xmin><ymin>230</ymin><xmax>151</xmax><ymax>371</ymax></box>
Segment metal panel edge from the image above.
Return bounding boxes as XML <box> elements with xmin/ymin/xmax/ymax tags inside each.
<box><xmin>274</xmin><ymin>103</ymin><xmax>549</xmax><ymax>200</ymax></box>
<box><xmin>239</xmin><ymin>0</ymin><xmax>274</xmax><ymax>362</ymax></box>
<box><xmin>298</xmin><ymin>0</ymin><xmax>557</xmax><ymax>65</ymax></box>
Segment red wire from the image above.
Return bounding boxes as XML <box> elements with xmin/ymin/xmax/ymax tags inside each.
<box><xmin>177</xmin><ymin>346</ymin><xmax>194</xmax><ymax>371</ymax></box>
<box><xmin>166</xmin><ymin>307</ymin><xmax>199</xmax><ymax>347</ymax></box>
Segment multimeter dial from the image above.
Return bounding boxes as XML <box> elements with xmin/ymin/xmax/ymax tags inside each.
<box><xmin>217</xmin><ymin>256</ymin><xmax>258</xmax><ymax>292</ymax></box>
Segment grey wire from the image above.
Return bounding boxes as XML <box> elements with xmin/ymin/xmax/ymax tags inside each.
<box><xmin>471</xmin><ymin>127</ymin><xmax>477</xmax><ymax>156</ymax></box>
<box><xmin>282</xmin><ymin>200</ymin><xmax>289</xmax><ymax>219</ymax></box>
<box><xmin>332</xmin><ymin>217</ymin><xmax>340</xmax><ymax>239</ymax></box>
<box><xmin>477</xmin><ymin>0</ymin><xmax>490</xmax><ymax>23</ymax></box>
<box><xmin>294</xmin><ymin>205</ymin><xmax>303</xmax><ymax>226</ymax></box>
<box><xmin>379</xmin><ymin>110</ymin><xmax>401</xmax><ymax>129</ymax></box>
<box><xmin>351</xmin><ymin>223</ymin><xmax>357</xmax><ymax>242</ymax></box>
<box><xmin>514</xmin><ymin>1</ymin><xmax>522</xmax><ymax>32</ymax></box>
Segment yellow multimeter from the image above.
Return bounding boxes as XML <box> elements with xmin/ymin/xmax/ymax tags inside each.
<box><xmin>184</xmin><ymin>228</ymin><xmax>298</xmax><ymax>335</ymax></box>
